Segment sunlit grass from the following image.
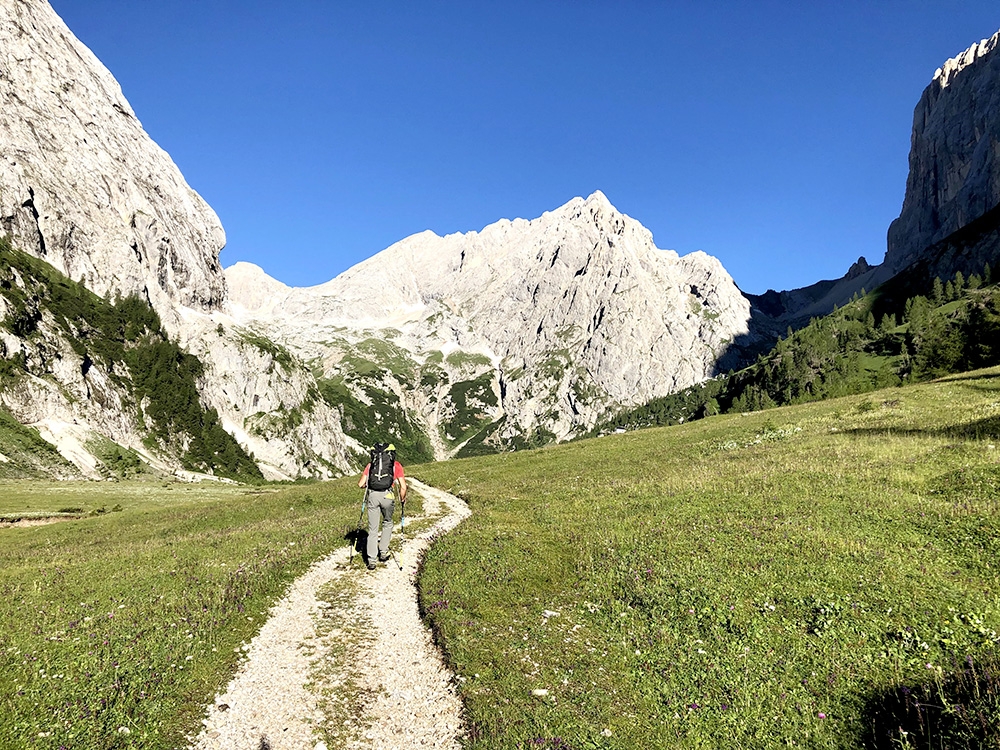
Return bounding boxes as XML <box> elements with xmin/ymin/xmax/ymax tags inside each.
<box><xmin>4</xmin><ymin>370</ymin><xmax>1000</xmax><ymax>748</ymax></box>
<box><xmin>0</xmin><ymin>478</ymin><xmax>367</xmax><ymax>749</ymax></box>
<box><xmin>414</xmin><ymin>368</ymin><xmax>1000</xmax><ymax>748</ymax></box>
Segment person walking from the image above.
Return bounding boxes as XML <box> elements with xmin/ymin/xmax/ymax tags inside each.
<box><xmin>358</xmin><ymin>442</ymin><xmax>407</xmax><ymax>570</ymax></box>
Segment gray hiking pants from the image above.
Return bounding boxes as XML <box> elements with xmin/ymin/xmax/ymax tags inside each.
<box><xmin>366</xmin><ymin>489</ymin><xmax>394</xmax><ymax>561</ymax></box>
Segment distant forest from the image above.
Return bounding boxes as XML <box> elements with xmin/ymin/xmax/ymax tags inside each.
<box><xmin>600</xmin><ymin>264</ymin><xmax>1000</xmax><ymax>433</ymax></box>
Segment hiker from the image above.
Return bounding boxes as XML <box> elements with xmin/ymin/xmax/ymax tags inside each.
<box><xmin>358</xmin><ymin>442</ymin><xmax>407</xmax><ymax>570</ymax></box>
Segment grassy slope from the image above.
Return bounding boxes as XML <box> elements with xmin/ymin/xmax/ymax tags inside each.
<box><xmin>602</xmin><ymin>278</ymin><xmax>1000</xmax><ymax>435</ymax></box>
<box><xmin>414</xmin><ymin>369</ymin><xmax>1000</xmax><ymax>749</ymax></box>
<box><xmin>0</xmin><ymin>478</ymin><xmax>373</xmax><ymax>749</ymax></box>
<box><xmin>0</xmin><ymin>406</ymin><xmax>79</xmax><ymax>479</ymax></box>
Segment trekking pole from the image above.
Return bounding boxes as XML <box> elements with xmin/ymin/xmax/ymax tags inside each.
<box><xmin>349</xmin><ymin>488</ymin><xmax>368</xmax><ymax>565</ymax></box>
<box><xmin>389</xmin><ymin>483</ymin><xmax>404</xmax><ymax>571</ymax></box>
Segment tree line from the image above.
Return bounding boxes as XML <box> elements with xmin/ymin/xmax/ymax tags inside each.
<box><xmin>601</xmin><ymin>263</ymin><xmax>1000</xmax><ymax>432</ymax></box>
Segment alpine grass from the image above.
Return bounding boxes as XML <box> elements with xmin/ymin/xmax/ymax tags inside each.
<box><xmin>415</xmin><ymin>368</ymin><xmax>1000</xmax><ymax>748</ymax></box>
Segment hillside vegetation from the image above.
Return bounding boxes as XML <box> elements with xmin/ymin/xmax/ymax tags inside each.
<box><xmin>0</xmin><ymin>238</ymin><xmax>261</xmax><ymax>481</ymax></box>
<box><xmin>415</xmin><ymin>369</ymin><xmax>1000</xmax><ymax>748</ymax></box>
<box><xmin>0</xmin><ymin>405</ymin><xmax>79</xmax><ymax>478</ymax></box>
<box><xmin>605</xmin><ymin>267</ymin><xmax>999</xmax><ymax>433</ymax></box>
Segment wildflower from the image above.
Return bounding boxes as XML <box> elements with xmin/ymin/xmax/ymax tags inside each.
<box><xmin>601</xmin><ymin>728</ymin><xmax>612</xmax><ymax>737</ymax></box>
<box><xmin>532</xmin><ymin>689</ymin><xmax>549</xmax><ymax>697</ymax></box>
<box><xmin>117</xmin><ymin>727</ymin><xmax>131</xmax><ymax>735</ymax></box>
<box><xmin>818</xmin><ymin>712</ymin><xmax>826</xmax><ymax>719</ymax></box>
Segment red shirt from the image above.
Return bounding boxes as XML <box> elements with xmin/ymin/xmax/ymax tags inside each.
<box><xmin>362</xmin><ymin>461</ymin><xmax>405</xmax><ymax>480</ymax></box>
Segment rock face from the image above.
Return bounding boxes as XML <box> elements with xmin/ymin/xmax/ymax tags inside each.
<box><xmin>750</xmin><ymin>29</ymin><xmax>1000</xmax><ymax>328</ymax></box>
<box><xmin>886</xmin><ymin>30</ymin><xmax>1000</xmax><ymax>274</ymax></box>
<box><xmin>228</xmin><ymin>192</ymin><xmax>755</xmax><ymax>453</ymax></box>
<box><xmin>0</xmin><ymin>0</ymin><xmax>227</xmax><ymax>325</ymax></box>
<box><xmin>0</xmin><ymin>0</ymin><xmax>353</xmax><ymax>480</ymax></box>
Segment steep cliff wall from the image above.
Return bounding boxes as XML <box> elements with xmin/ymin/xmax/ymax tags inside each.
<box><xmin>886</xmin><ymin>30</ymin><xmax>1000</xmax><ymax>274</ymax></box>
<box><xmin>0</xmin><ymin>0</ymin><xmax>353</xmax><ymax>479</ymax></box>
<box><xmin>0</xmin><ymin>0</ymin><xmax>227</xmax><ymax>325</ymax></box>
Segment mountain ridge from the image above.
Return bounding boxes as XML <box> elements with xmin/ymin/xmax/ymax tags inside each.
<box><xmin>3</xmin><ymin>2</ymin><xmax>1000</xmax><ymax>477</ymax></box>
<box><xmin>226</xmin><ymin>190</ymin><xmax>757</xmax><ymax>454</ymax></box>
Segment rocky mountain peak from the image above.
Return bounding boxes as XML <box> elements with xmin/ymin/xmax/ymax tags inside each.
<box><xmin>229</xmin><ymin>193</ymin><xmax>755</xmax><ymax>451</ymax></box>
<box><xmin>885</xmin><ymin>27</ymin><xmax>1000</xmax><ymax>275</ymax></box>
<box><xmin>933</xmin><ymin>30</ymin><xmax>1000</xmax><ymax>90</ymax></box>
<box><xmin>0</xmin><ymin>0</ymin><xmax>228</xmax><ymax>328</ymax></box>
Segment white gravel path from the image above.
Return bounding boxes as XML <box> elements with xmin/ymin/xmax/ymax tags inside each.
<box><xmin>189</xmin><ymin>479</ymin><xmax>470</xmax><ymax>750</ymax></box>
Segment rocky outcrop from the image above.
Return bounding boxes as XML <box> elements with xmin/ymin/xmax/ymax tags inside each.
<box><xmin>0</xmin><ymin>0</ymin><xmax>354</xmax><ymax>479</ymax></box>
<box><xmin>177</xmin><ymin>312</ymin><xmax>355</xmax><ymax>481</ymax></box>
<box><xmin>750</xmin><ymin>29</ymin><xmax>1000</xmax><ymax>329</ymax></box>
<box><xmin>886</xmin><ymin>30</ymin><xmax>1000</xmax><ymax>274</ymax></box>
<box><xmin>0</xmin><ymin>0</ymin><xmax>227</xmax><ymax>326</ymax></box>
<box><xmin>228</xmin><ymin>192</ymin><xmax>755</xmax><ymax>449</ymax></box>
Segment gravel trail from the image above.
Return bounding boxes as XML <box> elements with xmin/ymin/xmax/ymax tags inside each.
<box><xmin>189</xmin><ymin>479</ymin><xmax>470</xmax><ymax>750</ymax></box>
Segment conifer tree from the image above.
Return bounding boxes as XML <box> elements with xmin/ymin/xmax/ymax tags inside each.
<box><xmin>878</xmin><ymin>312</ymin><xmax>896</xmax><ymax>336</ymax></box>
<box><xmin>932</xmin><ymin>277</ymin><xmax>944</xmax><ymax>304</ymax></box>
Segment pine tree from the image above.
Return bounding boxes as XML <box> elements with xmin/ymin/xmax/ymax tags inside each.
<box><xmin>945</xmin><ymin>280</ymin><xmax>956</xmax><ymax>301</ymax></box>
<box><xmin>932</xmin><ymin>277</ymin><xmax>944</xmax><ymax>304</ymax></box>
<box><xmin>954</xmin><ymin>270</ymin><xmax>965</xmax><ymax>293</ymax></box>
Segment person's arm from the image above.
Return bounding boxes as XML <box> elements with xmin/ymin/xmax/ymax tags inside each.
<box><xmin>397</xmin><ymin>476</ymin><xmax>407</xmax><ymax>503</ymax></box>
<box><xmin>358</xmin><ymin>464</ymin><xmax>370</xmax><ymax>488</ymax></box>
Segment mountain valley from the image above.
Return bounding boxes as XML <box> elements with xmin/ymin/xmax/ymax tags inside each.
<box><xmin>1</xmin><ymin>1</ymin><xmax>1000</xmax><ymax>480</ymax></box>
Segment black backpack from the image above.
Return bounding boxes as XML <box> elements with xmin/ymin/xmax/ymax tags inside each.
<box><xmin>367</xmin><ymin>443</ymin><xmax>396</xmax><ymax>491</ymax></box>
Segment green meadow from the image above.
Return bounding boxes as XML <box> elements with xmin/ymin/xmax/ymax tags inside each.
<box><xmin>415</xmin><ymin>369</ymin><xmax>1000</xmax><ymax>749</ymax></box>
<box><xmin>1</xmin><ymin>371</ymin><xmax>998</xmax><ymax>748</ymax></box>
<box><xmin>0</xmin><ymin>479</ymin><xmax>379</xmax><ymax>749</ymax></box>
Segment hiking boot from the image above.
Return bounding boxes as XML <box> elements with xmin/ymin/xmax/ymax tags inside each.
<box><xmin>378</xmin><ymin>552</ymin><xmax>390</xmax><ymax>562</ymax></box>
<box><xmin>366</xmin><ymin>561</ymin><xmax>377</xmax><ymax>570</ymax></box>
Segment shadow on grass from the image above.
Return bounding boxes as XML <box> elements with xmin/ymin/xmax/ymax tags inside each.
<box><xmin>939</xmin><ymin>371</ymin><xmax>1000</xmax><ymax>386</ymax></box>
<box><xmin>843</xmin><ymin>414</ymin><xmax>1000</xmax><ymax>442</ymax></box>
<box><xmin>860</xmin><ymin>655</ymin><xmax>1000</xmax><ymax>749</ymax></box>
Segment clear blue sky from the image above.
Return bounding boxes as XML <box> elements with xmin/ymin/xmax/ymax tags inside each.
<box><xmin>49</xmin><ymin>1</ymin><xmax>1000</xmax><ymax>294</ymax></box>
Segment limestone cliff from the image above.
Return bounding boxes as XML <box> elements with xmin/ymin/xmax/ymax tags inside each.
<box><xmin>0</xmin><ymin>0</ymin><xmax>227</xmax><ymax>324</ymax></box>
<box><xmin>227</xmin><ymin>192</ymin><xmax>755</xmax><ymax>453</ymax></box>
<box><xmin>0</xmin><ymin>0</ymin><xmax>352</xmax><ymax>479</ymax></box>
<box><xmin>886</xmin><ymin>30</ymin><xmax>1000</xmax><ymax>274</ymax></box>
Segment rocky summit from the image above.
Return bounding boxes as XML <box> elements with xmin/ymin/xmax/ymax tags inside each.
<box><xmin>886</xmin><ymin>30</ymin><xmax>1000</xmax><ymax>276</ymax></box>
<box><xmin>227</xmin><ymin>192</ymin><xmax>755</xmax><ymax>457</ymax></box>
